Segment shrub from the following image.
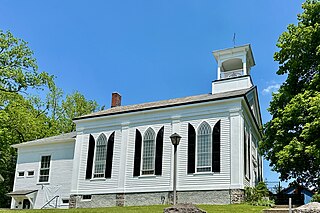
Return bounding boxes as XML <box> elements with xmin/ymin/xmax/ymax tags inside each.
<box><xmin>245</xmin><ymin>181</ymin><xmax>274</xmax><ymax>206</ymax></box>
<box><xmin>311</xmin><ymin>193</ymin><xmax>320</xmax><ymax>202</ymax></box>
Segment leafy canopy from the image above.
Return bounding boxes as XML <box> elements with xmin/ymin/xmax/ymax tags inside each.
<box><xmin>260</xmin><ymin>0</ymin><xmax>320</xmax><ymax>191</ymax></box>
<box><xmin>0</xmin><ymin>30</ymin><xmax>54</xmax><ymax>93</ymax></box>
<box><xmin>0</xmin><ymin>31</ymin><xmax>99</xmax><ymax>207</ymax></box>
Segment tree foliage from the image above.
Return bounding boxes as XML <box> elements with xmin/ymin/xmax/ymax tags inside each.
<box><xmin>260</xmin><ymin>0</ymin><xmax>320</xmax><ymax>191</ymax></box>
<box><xmin>0</xmin><ymin>30</ymin><xmax>54</xmax><ymax>93</ymax></box>
<box><xmin>311</xmin><ymin>193</ymin><xmax>320</xmax><ymax>202</ymax></box>
<box><xmin>60</xmin><ymin>91</ymin><xmax>99</xmax><ymax>132</ymax></box>
<box><xmin>0</xmin><ymin>31</ymin><xmax>99</xmax><ymax>207</ymax></box>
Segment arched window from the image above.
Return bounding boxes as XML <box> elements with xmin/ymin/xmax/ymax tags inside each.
<box><xmin>93</xmin><ymin>133</ymin><xmax>107</xmax><ymax>178</ymax></box>
<box><xmin>142</xmin><ymin>128</ymin><xmax>156</xmax><ymax>175</ymax></box>
<box><xmin>197</xmin><ymin>122</ymin><xmax>212</xmax><ymax>172</ymax></box>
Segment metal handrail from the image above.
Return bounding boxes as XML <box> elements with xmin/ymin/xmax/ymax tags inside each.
<box><xmin>41</xmin><ymin>195</ymin><xmax>59</xmax><ymax>209</ymax></box>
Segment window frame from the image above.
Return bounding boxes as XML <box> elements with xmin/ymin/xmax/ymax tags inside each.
<box><xmin>38</xmin><ymin>155</ymin><xmax>51</xmax><ymax>183</ymax></box>
<box><xmin>141</xmin><ymin>127</ymin><xmax>156</xmax><ymax>176</ymax></box>
<box><xmin>92</xmin><ymin>133</ymin><xmax>108</xmax><ymax>179</ymax></box>
<box><xmin>18</xmin><ymin>171</ymin><xmax>25</xmax><ymax>177</ymax></box>
<box><xmin>196</xmin><ymin>121</ymin><xmax>212</xmax><ymax>173</ymax></box>
<box><xmin>61</xmin><ymin>199</ymin><xmax>70</xmax><ymax>205</ymax></box>
<box><xmin>82</xmin><ymin>195</ymin><xmax>92</xmax><ymax>201</ymax></box>
<box><xmin>27</xmin><ymin>170</ymin><xmax>35</xmax><ymax>177</ymax></box>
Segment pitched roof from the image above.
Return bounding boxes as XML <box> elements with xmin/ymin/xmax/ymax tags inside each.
<box><xmin>12</xmin><ymin>132</ymin><xmax>76</xmax><ymax>148</ymax></box>
<box><xmin>75</xmin><ymin>87</ymin><xmax>254</xmax><ymax>121</ymax></box>
<box><xmin>280</xmin><ymin>182</ymin><xmax>315</xmax><ymax>194</ymax></box>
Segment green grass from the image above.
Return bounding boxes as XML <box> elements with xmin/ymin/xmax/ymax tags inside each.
<box><xmin>200</xmin><ymin>204</ymin><xmax>267</xmax><ymax>212</ymax></box>
<box><xmin>0</xmin><ymin>204</ymin><xmax>268</xmax><ymax>213</ymax></box>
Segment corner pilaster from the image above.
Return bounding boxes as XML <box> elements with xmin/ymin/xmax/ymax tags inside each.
<box><xmin>229</xmin><ymin>108</ymin><xmax>244</xmax><ymax>189</ymax></box>
<box><xmin>118</xmin><ymin>122</ymin><xmax>130</xmax><ymax>191</ymax></box>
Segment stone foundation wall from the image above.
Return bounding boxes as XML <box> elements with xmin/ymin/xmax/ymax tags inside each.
<box><xmin>70</xmin><ymin>189</ymin><xmax>241</xmax><ymax>208</ymax></box>
<box><xmin>230</xmin><ymin>189</ymin><xmax>245</xmax><ymax>204</ymax></box>
<box><xmin>125</xmin><ymin>191</ymin><xmax>170</xmax><ymax>206</ymax></box>
<box><xmin>70</xmin><ymin>194</ymin><xmax>116</xmax><ymax>208</ymax></box>
<box><xmin>178</xmin><ymin>190</ymin><xmax>230</xmax><ymax>204</ymax></box>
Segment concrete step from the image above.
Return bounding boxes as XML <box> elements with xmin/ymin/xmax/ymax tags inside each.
<box><xmin>274</xmin><ymin>205</ymin><xmax>299</xmax><ymax>208</ymax></box>
<box><xmin>263</xmin><ymin>208</ymin><xmax>289</xmax><ymax>213</ymax></box>
<box><xmin>263</xmin><ymin>208</ymin><xmax>296</xmax><ymax>213</ymax></box>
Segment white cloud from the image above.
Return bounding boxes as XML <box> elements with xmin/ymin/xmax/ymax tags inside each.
<box><xmin>262</xmin><ymin>84</ymin><xmax>280</xmax><ymax>95</ymax></box>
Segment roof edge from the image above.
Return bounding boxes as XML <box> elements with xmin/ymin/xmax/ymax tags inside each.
<box><xmin>12</xmin><ymin>138</ymin><xmax>75</xmax><ymax>149</ymax></box>
<box><xmin>74</xmin><ymin>89</ymin><xmax>253</xmax><ymax>122</ymax></box>
<box><xmin>7</xmin><ymin>189</ymin><xmax>38</xmax><ymax>196</ymax></box>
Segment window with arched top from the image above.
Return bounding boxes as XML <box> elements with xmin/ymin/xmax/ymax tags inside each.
<box><xmin>142</xmin><ymin>128</ymin><xmax>156</xmax><ymax>175</ymax></box>
<box><xmin>93</xmin><ymin>133</ymin><xmax>107</xmax><ymax>178</ymax></box>
<box><xmin>197</xmin><ymin>122</ymin><xmax>212</xmax><ymax>172</ymax></box>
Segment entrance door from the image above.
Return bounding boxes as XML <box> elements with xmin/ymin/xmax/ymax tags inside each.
<box><xmin>22</xmin><ymin>199</ymin><xmax>30</xmax><ymax>209</ymax></box>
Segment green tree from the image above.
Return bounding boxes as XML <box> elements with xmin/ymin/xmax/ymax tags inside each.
<box><xmin>0</xmin><ymin>30</ymin><xmax>54</xmax><ymax>94</ymax></box>
<box><xmin>0</xmin><ymin>31</ymin><xmax>99</xmax><ymax>207</ymax></box>
<box><xmin>59</xmin><ymin>91</ymin><xmax>99</xmax><ymax>132</ymax></box>
<box><xmin>260</xmin><ymin>0</ymin><xmax>320</xmax><ymax>191</ymax></box>
<box><xmin>0</xmin><ymin>30</ymin><xmax>56</xmax><ymax>207</ymax></box>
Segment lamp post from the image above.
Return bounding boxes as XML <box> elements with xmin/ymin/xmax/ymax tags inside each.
<box><xmin>170</xmin><ymin>133</ymin><xmax>181</xmax><ymax>205</ymax></box>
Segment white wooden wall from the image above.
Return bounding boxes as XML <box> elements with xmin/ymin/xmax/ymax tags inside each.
<box><xmin>12</xmin><ymin>141</ymin><xmax>74</xmax><ymax>209</ymax></box>
<box><xmin>72</xmin><ymin>97</ymin><xmax>257</xmax><ymax>195</ymax></box>
<box><xmin>12</xmin><ymin>90</ymin><xmax>263</xmax><ymax>209</ymax></box>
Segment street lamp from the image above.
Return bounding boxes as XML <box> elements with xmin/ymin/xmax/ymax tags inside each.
<box><xmin>170</xmin><ymin>133</ymin><xmax>181</xmax><ymax>205</ymax></box>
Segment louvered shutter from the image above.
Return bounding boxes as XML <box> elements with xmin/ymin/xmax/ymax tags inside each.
<box><xmin>105</xmin><ymin>132</ymin><xmax>115</xmax><ymax>178</ymax></box>
<box><xmin>188</xmin><ymin>123</ymin><xmax>196</xmax><ymax>174</ymax></box>
<box><xmin>212</xmin><ymin>120</ymin><xmax>221</xmax><ymax>172</ymax></box>
<box><xmin>248</xmin><ymin>133</ymin><xmax>251</xmax><ymax>179</ymax></box>
<box><xmin>133</xmin><ymin>129</ymin><xmax>142</xmax><ymax>176</ymax></box>
<box><xmin>85</xmin><ymin>134</ymin><xmax>95</xmax><ymax>179</ymax></box>
<box><xmin>155</xmin><ymin>126</ymin><xmax>164</xmax><ymax>175</ymax></box>
<box><xmin>244</xmin><ymin>128</ymin><xmax>247</xmax><ymax>176</ymax></box>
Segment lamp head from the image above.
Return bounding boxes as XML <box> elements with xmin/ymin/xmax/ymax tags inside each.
<box><xmin>170</xmin><ymin>133</ymin><xmax>181</xmax><ymax>146</ymax></box>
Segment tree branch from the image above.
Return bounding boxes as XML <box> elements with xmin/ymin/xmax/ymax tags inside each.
<box><xmin>14</xmin><ymin>128</ymin><xmax>25</xmax><ymax>143</ymax></box>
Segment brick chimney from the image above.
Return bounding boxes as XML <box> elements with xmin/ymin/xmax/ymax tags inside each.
<box><xmin>111</xmin><ymin>92</ymin><xmax>121</xmax><ymax>108</ymax></box>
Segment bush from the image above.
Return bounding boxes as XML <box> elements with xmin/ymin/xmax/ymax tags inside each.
<box><xmin>311</xmin><ymin>193</ymin><xmax>320</xmax><ymax>202</ymax></box>
<box><xmin>245</xmin><ymin>182</ymin><xmax>274</xmax><ymax>206</ymax></box>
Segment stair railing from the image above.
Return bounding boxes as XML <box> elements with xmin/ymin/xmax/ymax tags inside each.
<box><xmin>41</xmin><ymin>195</ymin><xmax>59</xmax><ymax>209</ymax></box>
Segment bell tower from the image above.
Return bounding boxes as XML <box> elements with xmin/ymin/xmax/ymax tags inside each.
<box><xmin>212</xmin><ymin>44</ymin><xmax>255</xmax><ymax>94</ymax></box>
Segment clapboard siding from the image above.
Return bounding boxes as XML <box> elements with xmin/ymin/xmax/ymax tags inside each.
<box><xmin>72</xmin><ymin>98</ymin><xmax>252</xmax><ymax>194</ymax></box>
<box><xmin>124</xmin><ymin>123</ymin><xmax>172</xmax><ymax>192</ymax></box>
<box><xmin>176</xmin><ymin>117</ymin><xmax>231</xmax><ymax>190</ymax></box>
<box><xmin>13</xmin><ymin>142</ymin><xmax>74</xmax><ymax>209</ymax></box>
<box><xmin>76</xmin><ymin>129</ymin><xmax>121</xmax><ymax>193</ymax></box>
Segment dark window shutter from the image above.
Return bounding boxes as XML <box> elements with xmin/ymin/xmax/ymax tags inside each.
<box><xmin>85</xmin><ymin>134</ymin><xmax>95</xmax><ymax>179</ymax></box>
<box><xmin>155</xmin><ymin>126</ymin><xmax>164</xmax><ymax>175</ymax></box>
<box><xmin>244</xmin><ymin>129</ymin><xmax>247</xmax><ymax>177</ymax></box>
<box><xmin>248</xmin><ymin>134</ymin><xmax>251</xmax><ymax>179</ymax></box>
<box><xmin>212</xmin><ymin>120</ymin><xmax>221</xmax><ymax>172</ymax></box>
<box><xmin>188</xmin><ymin>123</ymin><xmax>196</xmax><ymax>174</ymax></box>
<box><xmin>105</xmin><ymin>132</ymin><xmax>115</xmax><ymax>178</ymax></box>
<box><xmin>257</xmin><ymin>154</ymin><xmax>260</xmax><ymax>182</ymax></box>
<box><xmin>133</xmin><ymin>129</ymin><xmax>142</xmax><ymax>177</ymax></box>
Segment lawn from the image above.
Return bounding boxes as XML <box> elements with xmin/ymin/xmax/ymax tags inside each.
<box><xmin>0</xmin><ymin>204</ymin><xmax>267</xmax><ymax>213</ymax></box>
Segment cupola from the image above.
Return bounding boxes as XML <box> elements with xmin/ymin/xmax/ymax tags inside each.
<box><xmin>211</xmin><ymin>44</ymin><xmax>255</xmax><ymax>94</ymax></box>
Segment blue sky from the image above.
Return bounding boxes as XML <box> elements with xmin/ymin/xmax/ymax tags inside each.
<box><xmin>1</xmin><ymin>0</ymin><xmax>304</xmax><ymax>184</ymax></box>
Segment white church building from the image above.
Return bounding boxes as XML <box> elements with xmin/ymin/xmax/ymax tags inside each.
<box><xmin>9</xmin><ymin>44</ymin><xmax>263</xmax><ymax>209</ymax></box>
